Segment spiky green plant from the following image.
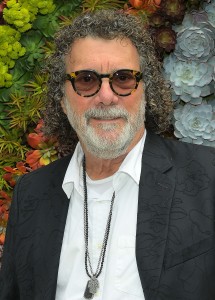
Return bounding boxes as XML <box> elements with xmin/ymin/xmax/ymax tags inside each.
<box><xmin>24</xmin><ymin>73</ymin><xmax>48</xmax><ymax>96</ymax></box>
<box><xmin>82</xmin><ymin>0</ymin><xmax>126</xmax><ymax>11</ymax></box>
<box><xmin>0</xmin><ymin>127</ymin><xmax>28</xmax><ymax>159</ymax></box>
<box><xmin>7</xmin><ymin>93</ymin><xmax>43</xmax><ymax>131</ymax></box>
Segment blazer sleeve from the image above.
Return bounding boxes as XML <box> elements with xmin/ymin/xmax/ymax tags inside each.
<box><xmin>0</xmin><ymin>177</ymin><xmax>23</xmax><ymax>299</ymax></box>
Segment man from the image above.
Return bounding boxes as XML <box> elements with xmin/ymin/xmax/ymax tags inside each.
<box><xmin>0</xmin><ymin>9</ymin><xmax>215</xmax><ymax>300</ymax></box>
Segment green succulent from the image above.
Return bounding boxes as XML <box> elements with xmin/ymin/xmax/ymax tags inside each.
<box><xmin>56</xmin><ymin>0</ymin><xmax>83</xmax><ymax>16</ymax></box>
<box><xmin>20</xmin><ymin>30</ymin><xmax>45</xmax><ymax>68</ymax></box>
<box><xmin>32</xmin><ymin>9</ymin><xmax>60</xmax><ymax>37</ymax></box>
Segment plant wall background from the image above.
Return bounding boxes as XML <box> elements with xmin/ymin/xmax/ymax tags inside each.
<box><xmin>0</xmin><ymin>0</ymin><xmax>214</xmax><ymax>257</ymax></box>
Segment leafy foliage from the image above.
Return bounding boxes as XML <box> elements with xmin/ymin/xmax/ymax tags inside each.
<box><xmin>20</xmin><ymin>30</ymin><xmax>45</xmax><ymax>68</ymax></box>
<box><xmin>55</xmin><ymin>0</ymin><xmax>83</xmax><ymax>16</ymax></box>
<box><xmin>32</xmin><ymin>10</ymin><xmax>60</xmax><ymax>38</ymax></box>
<box><xmin>0</xmin><ymin>127</ymin><xmax>28</xmax><ymax>160</ymax></box>
<box><xmin>82</xmin><ymin>0</ymin><xmax>126</xmax><ymax>11</ymax></box>
<box><xmin>7</xmin><ymin>93</ymin><xmax>43</xmax><ymax>131</ymax></box>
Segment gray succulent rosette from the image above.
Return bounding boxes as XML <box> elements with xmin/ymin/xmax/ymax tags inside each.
<box><xmin>163</xmin><ymin>9</ymin><xmax>215</xmax><ymax>146</ymax></box>
<box><xmin>174</xmin><ymin>102</ymin><xmax>215</xmax><ymax>147</ymax></box>
<box><xmin>174</xmin><ymin>23</ymin><xmax>215</xmax><ymax>63</ymax></box>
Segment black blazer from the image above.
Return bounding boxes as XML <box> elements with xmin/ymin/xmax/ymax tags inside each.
<box><xmin>0</xmin><ymin>132</ymin><xmax>215</xmax><ymax>300</ymax></box>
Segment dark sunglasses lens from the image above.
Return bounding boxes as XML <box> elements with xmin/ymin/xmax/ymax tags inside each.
<box><xmin>74</xmin><ymin>71</ymin><xmax>100</xmax><ymax>96</ymax></box>
<box><xmin>112</xmin><ymin>70</ymin><xmax>137</xmax><ymax>95</ymax></box>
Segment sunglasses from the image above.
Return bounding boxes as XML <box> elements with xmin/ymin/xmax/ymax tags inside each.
<box><xmin>66</xmin><ymin>69</ymin><xmax>143</xmax><ymax>97</ymax></box>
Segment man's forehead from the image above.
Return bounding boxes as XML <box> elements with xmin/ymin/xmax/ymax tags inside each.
<box><xmin>65</xmin><ymin>36</ymin><xmax>140</xmax><ymax>70</ymax></box>
<box><xmin>67</xmin><ymin>36</ymin><xmax>136</xmax><ymax>54</ymax></box>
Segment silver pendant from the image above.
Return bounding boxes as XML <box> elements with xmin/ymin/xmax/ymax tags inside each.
<box><xmin>84</xmin><ymin>277</ymin><xmax>99</xmax><ymax>299</ymax></box>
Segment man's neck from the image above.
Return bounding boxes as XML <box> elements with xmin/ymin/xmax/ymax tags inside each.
<box><xmin>83</xmin><ymin>153</ymin><xmax>127</xmax><ymax>180</ymax></box>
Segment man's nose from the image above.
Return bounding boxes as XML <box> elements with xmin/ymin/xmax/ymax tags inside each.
<box><xmin>93</xmin><ymin>79</ymin><xmax>119</xmax><ymax>106</ymax></box>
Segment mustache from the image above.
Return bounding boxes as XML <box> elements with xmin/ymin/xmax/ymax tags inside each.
<box><xmin>84</xmin><ymin>107</ymin><xmax>129</xmax><ymax>121</ymax></box>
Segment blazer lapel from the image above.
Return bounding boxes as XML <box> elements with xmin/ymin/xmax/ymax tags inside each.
<box><xmin>136</xmin><ymin>132</ymin><xmax>175</xmax><ymax>300</ymax></box>
<box><xmin>34</xmin><ymin>155</ymin><xmax>71</xmax><ymax>300</ymax></box>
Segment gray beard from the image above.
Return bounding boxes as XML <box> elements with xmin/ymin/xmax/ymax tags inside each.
<box><xmin>64</xmin><ymin>99</ymin><xmax>145</xmax><ymax>159</ymax></box>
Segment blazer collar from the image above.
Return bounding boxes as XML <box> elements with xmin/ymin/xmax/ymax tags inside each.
<box><xmin>36</xmin><ymin>155</ymin><xmax>72</xmax><ymax>300</ymax></box>
<box><xmin>136</xmin><ymin>132</ymin><xmax>175</xmax><ymax>300</ymax></box>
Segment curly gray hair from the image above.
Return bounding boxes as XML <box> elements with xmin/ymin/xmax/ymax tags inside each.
<box><xmin>44</xmin><ymin>9</ymin><xmax>173</xmax><ymax>154</ymax></box>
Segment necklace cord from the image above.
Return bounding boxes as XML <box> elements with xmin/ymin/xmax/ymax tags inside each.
<box><xmin>82</xmin><ymin>156</ymin><xmax>115</xmax><ymax>279</ymax></box>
